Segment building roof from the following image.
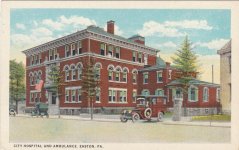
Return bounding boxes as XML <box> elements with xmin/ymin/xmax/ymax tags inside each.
<box><xmin>139</xmin><ymin>56</ymin><xmax>173</xmax><ymax>72</ymax></box>
<box><xmin>217</xmin><ymin>40</ymin><xmax>231</xmax><ymax>55</ymax></box>
<box><xmin>167</xmin><ymin>78</ymin><xmax>220</xmax><ymax>87</ymax></box>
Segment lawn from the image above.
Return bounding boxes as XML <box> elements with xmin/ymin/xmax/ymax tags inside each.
<box><xmin>191</xmin><ymin>115</ymin><xmax>231</xmax><ymax>121</ymax></box>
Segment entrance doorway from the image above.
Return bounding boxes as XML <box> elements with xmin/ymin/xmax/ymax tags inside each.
<box><xmin>52</xmin><ymin>92</ymin><xmax>57</xmax><ymax>105</ymax></box>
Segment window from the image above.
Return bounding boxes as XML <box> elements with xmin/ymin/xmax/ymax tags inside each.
<box><xmin>142</xmin><ymin>89</ymin><xmax>150</xmax><ymax>96</ymax></box>
<box><xmin>120</xmin><ymin>91</ymin><xmax>127</xmax><ymax>102</ymax></box>
<box><xmin>35</xmin><ymin>93</ymin><xmax>38</xmax><ymax>102</ymax></box>
<box><xmin>77</xmin><ymin>41</ymin><xmax>82</xmax><ymax>54</ymax></box>
<box><xmin>108</xmin><ymin>45</ymin><xmax>113</xmax><ymax>57</ymax></box>
<box><xmin>65</xmin><ymin>90</ymin><xmax>69</xmax><ymax>102</ymax></box>
<box><xmin>216</xmin><ymin>88</ymin><xmax>220</xmax><ymax>102</ymax></box>
<box><xmin>155</xmin><ymin>89</ymin><xmax>164</xmax><ymax>96</ymax></box>
<box><xmin>78</xmin><ymin>89</ymin><xmax>81</xmax><ymax>102</ymax></box>
<box><xmin>71</xmin><ymin>90</ymin><xmax>76</xmax><ymax>102</ymax></box>
<box><xmin>30</xmin><ymin>93</ymin><xmax>34</xmax><ymax>102</ymax></box>
<box><xmin>77</xmin><ymin>63</ymin><xmax>82</xmax><ymax>80</ymax></box>
<box><xmin>157</xmin><ymin>71</ymin><xmax>163</xmax><ymax>82</ymax></box>
<box><xmin>168</xmin><ymin>70</ymin><xmax>172</xmax><ymax>79</ymax></box>
<box><xmin>96</xmin><ymin>88</ymin><xmax>100</xmax><ymax>103</ymax></box>
<box><xmin>31</xmin><ymin>56</ymin><xmax>34</xmax><ymax>65</ymax></box>
<box><xmin>100</xmin><ymin>43</ymin><xmax>106</xmax><ymax>56</ymax></box>
<box><xmin>132</xmin><ymin>69</ymin><xmax>138</xmax><ymax>84</ymax></box>
<box><xmin>115</xmin><ymin>47</ymin><xmax>120</xmax><ymax>58</ymax></box>
<box><xmin>65</xmin><ymin>45</ymin><xmax>70</xmax><ymax>57</ymax></box>
<box><xmin>94</xmin><ymin>63</ymin><xmax>101</xmax><ymax>80</ymax></box>
<box><xmin>39</xmin><ymin>53</ymin><xmax>42</xmax><ymax>64</ymax></box>
<box><xmin>108</xmin><ymin>65</ymin><xmax>114</xmax><ymax>81</ymax></box>
<box><xmin>54</xmin><ymin>49</ymin><xmax>58</xmax><ymax>59</ymax></box>
<box><xmin>203</xmin><ymin>87</ymin><xmax>209</xmax><ymax>102</ymax></box>
<box><xmin>143</xmin><ymin>72</ymin><xmax>148</xmax><ymax>84</ymax></box>
<box><xmin>49</xmin><ymin>49</ymin><xmax>53</xmax><ymax>60</ymax></box>
<box><xmin>132</xmin><ymin>90</ymin><xmax>137</xmax><ymax>103</ymax></box>
<box><xmin>188</xmin><ymin>86</ymin><xmax>198</xmax><ymax>102</ymax></box>
<box><xmin>132</xmin><ymin>51</ymin><xmax>136</xmax><ymax>62</ymax></box>
<box><xmin>64</xmin><ymin>66</ymin><xmax>70</xmax><ymax>81</ymax></box>
<box><xmin>109</xmin><ymin>90</ymin><xmax>113</xmax><ymax>102</ymax></box>
<box><xmin>71</xmin><ymin>65</ymin><xmax>76</xmax><ymax>80</ymax></box>
<box><xmin>115</xmin><ymin>72</ymin><xmax>120</xmax><ymax>81</ymax></box>
<box><xmin>122</xmin><ymin>68</ymin><xmax>128</xmax><ymax>82</ymax></box>
<box><xmin>138</xmin><ymin>53</ymin><xmax>142</xmax><ymax>63</ymax></box>
<box><xmin>34</xmin><ymin>55</ymin><xmax>38</xmax><ymax>64</ymax></box>
<box><xmin>71</xmin><ymin>43</ymin><xmax>76</xmax><ymax>56</ymax></box>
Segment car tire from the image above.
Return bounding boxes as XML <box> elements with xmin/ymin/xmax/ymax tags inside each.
<box><xmin>157</xmin><ymin>112</ymin><xmax>164</xmax><ymax>122</ymax></box>
<box><xmin>132</xmin><ymin>113</ymin><xmax>140</xmax><ymax>123</ymax></box>
<box><xmin>144</xmin><ymin>108</ymin><xmax>152</xmax><ymax>119</ymax></box>
<box><xmin>120</xmin><ymin>115</ymin><xmax>128</xmax><ymax>123</ymax></box>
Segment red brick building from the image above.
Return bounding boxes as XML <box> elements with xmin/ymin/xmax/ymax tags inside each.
<box><xmin>22</xmin><ymin>21</ymin><xmax>221</xmax><ymax>116</ymax></box>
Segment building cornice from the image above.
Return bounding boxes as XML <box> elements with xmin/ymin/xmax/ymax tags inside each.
<box><xmin>22</xmin><ymin>28</ymin><xmax>158</xmax><ymax>57</ymax></box>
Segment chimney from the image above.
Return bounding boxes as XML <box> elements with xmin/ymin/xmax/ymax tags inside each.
<box><xmin>107</xmin><ymin>20</ymin><xmax>115</xmax><ymax>34</ymax></box>
<box><xmin>128</xmin><ymin>35</ymin><xmax>145</xmax><ymax>45</ymax></box>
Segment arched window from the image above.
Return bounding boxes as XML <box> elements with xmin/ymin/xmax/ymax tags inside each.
<box><xmin>203</xmin><ymin>87</ymin><xmax>209</xmax><ymax>102</ymax></box>
<box><xmin>155</xmin><ymin>88</ymin><xmax>164</xmax><ymax>96</ymax></box>
<box><xmin>132</xmin><ymin>69</ymin><xmax>138</xmax><ymax>84</ymax></box>
<box><xmin>95</xmin><ymin>87</ymin><xmax>101</xmax><ymax>103</ymax></box>
<box><xmin>70</xmin><ymin>64</ymin><xmax>76</xmax><ymax>80</ymax></box>
<box><xmin>76</xmin><ymin>62</ymin><xmax>83</xmax><ymax>80</ymax></box>
<box><xmin>115</xmin><ymin>66</ymin><xmax>122</xmax><ymax>82</ymax></box>
<box><xmin>94</xmin><ymin>63</ymin><xmax>102</xmax><ymax>80</ymax></box>
<box><xmin>64</xmin><ymin>65</ymin><xmax>70</xmax><ymax>81</ymax></box>
<box><xmin>37</xmin><ymin>70</ymin><xmax>42</xmax><ymax>83</ymax></box>
<box><xmin>107</xmin><ymin>65</ymin><xmax>114</xmax><ymax>81</ymax></box>
<box><xmin>188</xmin><ymin>85</ymin><xmax>198</xmax><ymax>102</ymax></box>
<box><xmin>122</xmin><ymin>67</ymin><xmax>129</xmax><ymax>82</ymax></box>
<box><xmin>142</xmin><ymin>89</ymin><xmax>150</xmax><ymax>96</ymax></box>
<box><xmin>34</xmin><ymin>71</ymin><xmax>38</xmax><ymax>84</ymax></box>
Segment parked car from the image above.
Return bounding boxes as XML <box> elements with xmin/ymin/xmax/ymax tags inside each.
<box><xmin>31</xmin><ymin>102</ymin><xmax>49</xmax><ymax>118</ymax></box>
<box><xmin>120</xmin><ymin>95</ymin><xmax>167</xmax><ymax>123</ymax></box>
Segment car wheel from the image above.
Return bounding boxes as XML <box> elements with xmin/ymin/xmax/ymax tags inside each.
<box><xmin>157</xmin><ymin>112</ymin><xmax>164</xmax><ymax>122</ymax></box>
<box><xmin>132</xmin><ymin>113</ymin><xmax>140</xmax><ymax>123</ymax></box>
<box><xmin>144</xmin><ymin>108</ymin><xmax>152</xmax><ymax>119</ymax></box>
<box><xmin>120</xmin><ymin>115</ymin><xmax>128</xmax><ymax>123</ymax></box>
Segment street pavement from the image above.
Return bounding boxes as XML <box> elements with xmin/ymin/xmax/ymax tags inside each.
<box><xmin>16</xmin><ymin>113</ymin><xmax>231</xmax><ymax>127</ymax></box>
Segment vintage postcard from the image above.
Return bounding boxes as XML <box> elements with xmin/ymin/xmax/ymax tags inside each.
<box><xmin>1</xmin><ymin>1</ymin><xmax>239</xmax><ymax>150</ymax></box>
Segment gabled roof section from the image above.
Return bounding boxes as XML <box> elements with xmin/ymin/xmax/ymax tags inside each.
<box><xmin>167</xmin><ymin>78</ymin><xmax>220</xmax><ymax>87</ymax></box>
<box><xmin>139</xmin><ymin>56</ymin><xmax>171</xmax><ymax>72</ymax></box>
<box><xmin>217</xmin><ymin>40</ymin><xmax>231</xmax><ymax>55</ymax></box>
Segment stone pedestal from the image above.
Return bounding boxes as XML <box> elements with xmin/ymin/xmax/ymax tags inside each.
<box><xmin>172</xmin><ymin>98</ymin><xmax>183</xmax><ymax>121</ymax></box>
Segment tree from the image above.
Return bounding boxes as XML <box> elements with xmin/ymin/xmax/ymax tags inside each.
<box><xmin>171</xmin><ymin>36</ymin><xmax>198</xmax><ymax>92</ymax></box>
<box><xmin>81</xmin><ymin>56</ymin><xmax>100</xmax><ymax>120</ymax></box>
<box><xmin>47</xmin><ymin>63</ymin><xmax>65</xmax><ymax>118</ymax></box>
<box><xmin>9</xmin><ymin>60</ymin><xmax>25</xmax><ymax>114</ymax></box>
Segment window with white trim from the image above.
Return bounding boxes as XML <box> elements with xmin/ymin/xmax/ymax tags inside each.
<box><xmin>65</xmin><ymin>45</ymin><xmax>70</xmax><ymax>57</ymax></box>
<box><xmin>78</xmin><ymin>89</ymin><xmax>81</xmax><ymax>102</ymax></box>
<box><xmin>203</xmin><ymin>87</ymin><xmax>209</xmax><ymax>102</ymax></box>
<box><xmin>120</xmin><ymin>91</ymin><xmax>127</xmax><ymax>102</ymax></box>
<box><xmin>96</xmin><ymin>88</ymin><xmax>100</xmax><ymax>103</ymax></box>
<box><xmin>157</xmin><ymin>71</ymin><xmax>163</xmax><ymax>83</ymax></box>
<box><xmin>108</xmin><ymin>45</ymin><xmax>113</xmax><ymax>57</ymax></box>
<box><xmin>94</xmin><ymin>63</ymin><xmax>101</xmax><ymax>80</ymax></box>
<box><xmin>155</xmin><ymin>89</ymin><xmax>164</xmax><ymax>96</ymax></box>
<box><xmin>138</xmin><ymin>53</ymin><xmax>142</xmax><ymax>63</ymax></box>
<box><xmin>49</xmin><ymin>49</ymin><xmax>54</xmax><ymax>61</ymax></box>
<box><xmin>71</xmin><ymin>43</ymin><xmax>76</xmax><ymax>56</ymax></box>
<box><xmin>30</xmin><ymin>93</ymin><xmax>34</xmax><ymax>102</ymax></box>
<box><xmin>122</xmin><ymin>68</ymin><xmax>128</xmax><ymax>82</ymax></box>
<box><xmin>77</xmin><ymin>41</ymin><xmax>82</xmax><ymax>54</ymax></box>
<box><xmin>54</xmin><ymin>49</ymin><xmax>58</xmax><ymax>59</ymax></box>
<box><xmin>71</xmin><ymin>65</ymin><xmax>76</xmax><ymax>80</ymax></box>
<box><xmin>65</xmin><ymin>90</ymin><xmax>69</xmax><ymax>102</ymax></box>
<box><xmin>115</xmin><ymin>47</ymin><xmax>120</xmax><ymax>58</ymax></box>
<box><xmin>142</xmin><ymin>89</ymin><xmax>150</xmax><ymax>96</ymax></box>
<box><xmin>132</xmin><ymin>51</ymin><xmax>137</xmax><ymax>62</ymax></box>
<box><xmin>64</xmin><ymin>66</ymin><xmax>70</xmax><ymax>81</ymax></box>
<box><xmin>39</xmin><ymin>53</ymin><xmax>42</xmax><ymax>64</ymax></box>
<box><xmin>77</xmin><ymin>63</ymin><xmax>82</xmax><ymax>80</ymax></box>
<box><xmin>100</xmin><ymin>43</ymin><xmax>106</xmax><ymax>56</ymax></box>
<box><xmin>132</xmin><ymin>69</ymin><xmax>138</xmax><ymax>84</ymax></box>
<box><xmin>115</xmin><ymin>67</ymin><xmax>121</xmax><ymax>81</ymax></box>
<box><xmin>108</xmin><ymin>65</ymin><xmax>114</xmax><ymax>81</ymax></box>
<box><xmin>188</xmin><ymin>86</ymin><xmax>198</xmax><ymax>102</ymax></box>
<box><xmin>143</xmin><ymin>72</ymin><xmax>148</xmax><ymax>84</ymax></box>
<box><xmin>71</xmin><ymin>90</ymin><xmax>76</xmax><ymax>102</ymax></box>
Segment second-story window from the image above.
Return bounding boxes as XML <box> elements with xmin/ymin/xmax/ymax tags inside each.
<box><xmin>71</xmin><ymin>65</ymin><xmax>76</xmax><ymax>80</ymax></box>
<box><xmin>143</xmin><ymin>72</ymin><xmax>148</xmax><ymax>84</ymax></box>
<box><xmin>78</xmin><ymin>41</ymin><xmax>82</xmax><ymax>54</ymax></box>
<box><xmin>157</xmin><ymin>71</ymin><xmax>163</xmax><ymax>83</ymax></box>
<box><xmin>49</xmin><ymin>49</ymin><xmax>53</xmax><ymax>61</ymax></box>
<box><xmin>108</xmin><ymin>65</ymin><xmax>114</xmax><ymax>81</ymax></box>
<box><xmin>77</xmin><ymin>63</ymin><xmax>82</xmax><ymax>80</ymax></box>
<box><xmin>115</xmin><ymin>47</ymin><xmax>120</xmax><ymax>58</ymax></box>
<box><xmin>65</xmin><ymin>45</ymin><xmax>70</xmax><ymax>57</ymax></box>
<box><xmin>122</xmin><ymin>68</ymin><xmax>128</xmax><ymax>82</ymax></box>
<box><xmin>138</xmin><ymin>53</ymin><xmax>142</xmax><ymax>63</ymax></box>
<box><xmin>39</xmin><ymin>53</ymin><xmax>42</xmax><ymax>64</ymax></box>
<box><xmin>132</xmin><ymin>69</ymin><xmax>138</xmax><ymax>84</ymax></box>
<box><xmin>71</xmin><ymin>43</ymin><xmax>76</xmax><ymax>56</ymax></box>
<box><xmin>132</xmin><ymin>51</ymin><xmax>136</xmax><ymax>62</ymax></box>
<box><xmin>54</xmin><ymin>49</ymin><xmax>58</xmax><ymax>59</ymax></box>
<box><xmin>100</xmin><ymin>43</ymin><xmax>106</xmax><ymax>56</ymax></box>
<box><xmin>108</xmin><ymin>45</ymin><xmax>113</xmax><ymax>57</ymax></box>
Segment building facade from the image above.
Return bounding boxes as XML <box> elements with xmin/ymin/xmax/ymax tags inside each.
<box><xmin>217</xmin><ymin>40</ymin><xmax>231</xmax><ymax>114</ymax></box>
<box><xmin>23</xmin><ymin>21</ymin><xmax>221</xmax><ymax>116</ymax></box>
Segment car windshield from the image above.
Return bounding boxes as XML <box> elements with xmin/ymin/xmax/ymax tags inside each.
<box><xmin>136</xmin><ymin>98</ymin><xmax>147</xmax><ymax>106</ymax></box>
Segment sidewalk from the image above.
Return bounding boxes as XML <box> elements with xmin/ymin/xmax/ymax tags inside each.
<box><xmin>15</xmin><ymin>113</ymin><xmax>231</xmax><ymax>127</ymax></box>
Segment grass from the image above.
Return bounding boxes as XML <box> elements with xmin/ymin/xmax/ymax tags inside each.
<box><xmin>191</xmin><ymin>114</ymin><xmax>231</xmax><ymax>121</ymax></box>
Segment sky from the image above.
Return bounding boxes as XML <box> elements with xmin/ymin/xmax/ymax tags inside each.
<box><xmin>10</xmin><ymin>9</ymin><xmax>231</xmax><ymax>84</ymax></box>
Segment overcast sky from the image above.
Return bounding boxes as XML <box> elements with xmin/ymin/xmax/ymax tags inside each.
<box><xmin>10</xmin><ymin>9</ymin><xmax>231</xmax><ymax>83</ymax></box>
